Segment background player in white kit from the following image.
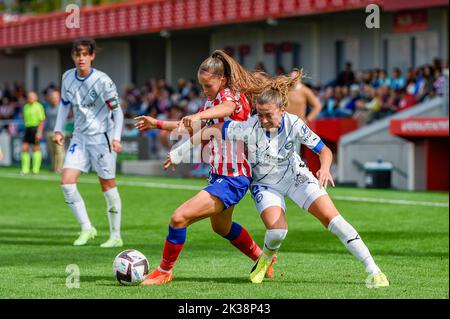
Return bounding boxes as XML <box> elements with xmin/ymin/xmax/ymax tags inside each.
<box><xmin>53</xmin><ymin>39</ymin><xmax>124</xmax><ymax>248</ymax></box>
<box><xmin>168</xmin><ymin>72</ymin><xmax>389</xmax><ymax>288</ymax></box>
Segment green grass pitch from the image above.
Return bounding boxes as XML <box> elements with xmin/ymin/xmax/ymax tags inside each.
<box><xmin>0</xmin><ymin>166</ymin><xmax>448</xmax><ymax>299</ymax></box>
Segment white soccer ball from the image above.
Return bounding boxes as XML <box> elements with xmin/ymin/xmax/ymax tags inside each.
<box><xmin>113</xmin><ymin>249</ymin><xmax>149</xmax><ymax>285</ymax></box>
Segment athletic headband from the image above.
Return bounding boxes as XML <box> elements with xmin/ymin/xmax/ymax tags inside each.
<box><xmin>211</xmin><ymin>53</ymin><xmax>231</xmax><ymax>77</ymax></box>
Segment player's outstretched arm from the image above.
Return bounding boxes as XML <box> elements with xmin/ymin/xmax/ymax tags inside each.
<box><xmin>134</xmin><ymin>116</ymin><xmax>181</xmax><ymax>132</ymax></box>
<box><xmin>166</xmin><ymin>122</ymin><xmax>225</xmax><ymax>168</ymax></box>
<box><xmin>179</xmin><ymin>101</ymin><xmax>236</xmax><ymax>131</ymax></box>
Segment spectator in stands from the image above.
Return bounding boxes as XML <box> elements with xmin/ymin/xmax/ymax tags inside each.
<box><xmin>417</xmin><ymin>65</ymin><xmax>435</xmax><ymax>102</ymax></box>
<box><xmin>186</xmin><ymin>88</ymin><xmax>204</xmax><ymax>114</ymax></box>
<box><xmin>374</xmin><ymin>69</ymin><xmax>390</xmax><ymax>88</ymax></box>
<box><xmin>336</xmin><ymin>62</ymin><xmax>355</xmax><ymax>86</ymax></box>
<box><xmin>433</xmin><ymin>67</ymin><xmax>446</xmax><ymax>95</ymax></box>
<box><xmin>156</xmin><ymin>104</ymin><xmax>184</xmax><ymax>158</ymax></box>
<box><xmin>386</xmin><ymin>67</ymin><xmax>406</xmax><ymax>90</ymax></box>
<box><xmin>0</xmin><ymin>97</ymin><xmax>14</xmax><ymax>119</ymax></box>
<box><xmin>317</xmin><ymin>86</ymin><xmax>336</xmax><ymax>118</ymax></box>
<box><xmin>397</xmin><ymin>86</ymin><xmax>417</xmax><ymax>113</ymax></box>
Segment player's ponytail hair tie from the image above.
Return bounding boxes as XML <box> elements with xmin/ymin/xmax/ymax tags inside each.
<box><xmin>211</xmin><ymin>52</ymin><xmax>231</xmax><ymax>78</ymax></box>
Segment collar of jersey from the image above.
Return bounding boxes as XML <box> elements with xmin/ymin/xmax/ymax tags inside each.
<box><xmin>264</xmin><ymin>113</ymin><xmax>285</xmax><ymax>138</ymax></box>
<box><xmin>75</xmin><ymin>68</ymin><xmax>95</xmax><ymax>82</ymax></box>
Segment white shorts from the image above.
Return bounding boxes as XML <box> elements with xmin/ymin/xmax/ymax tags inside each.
<box><xmin>63</xmin><ymin>133</ymin><xmax>117</xmax><ymax>179</ymax></box>
<box><xmin>250</xmin><ymin>169</ymin><xmax>328</xmax><ymax>214</ymax></box>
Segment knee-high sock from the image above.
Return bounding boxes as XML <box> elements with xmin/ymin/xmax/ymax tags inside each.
<box><xmin>328</xmin><ymin>215</ymin><xmax>380</xmax><ymax>275</ymax></box>
<box><xmin>21</xmin><ymin>152</ymin><xmax>30</xmax><ymax>174</ymax></box>
<box><xmin>61</xmin><ymin>184</ymin><xmax>92</xmax><ymax>231</ymax></box>
<box><xmin>262</xmin><ymin>229</ymin><xmax>288</xmax><ymax>260</ymax></box>
<box><xmin>159</xmin><ymin>225</ymin><xmax>187</xmax><ymax>272</ymax></box>
<box><xmin>32</xmin><ymin>150</ymin><xmax>42</xmax><ymax>174</ymax></box>
<box><xmin>223</xmin><ymin>222</ymin><xmax>262</xmax><ymax>261</ymax></box>
<box><xmin>104</xmin><ymin>187</ymin><xmax>122</xmax><ymax>238</ymax></box>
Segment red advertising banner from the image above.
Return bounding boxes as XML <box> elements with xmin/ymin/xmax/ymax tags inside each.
<box><xmin>390</xmin><ymin>117</ymin><xmax>449</xmax><ymax>137</ymax></box>
<box><xmin>392</xmin><ymin>10</ymin><xmax>427</xmax><ymax>33</ymax></box>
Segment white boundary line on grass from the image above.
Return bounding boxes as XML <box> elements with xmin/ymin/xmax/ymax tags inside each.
<box><xmin>0</xmin><ymin>172</ymin><xmax>448</xmax><ymax>207</ymax></box>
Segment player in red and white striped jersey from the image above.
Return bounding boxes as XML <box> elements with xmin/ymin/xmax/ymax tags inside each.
<box><xmin>134</xmin><ymin>50</ymin><xmax>275</xmax><ymax>285</ymax></box>
<box><xmin>196</xmin><ymin>87</ymin><xmax>252</xmax><ymax>178</ymax></box>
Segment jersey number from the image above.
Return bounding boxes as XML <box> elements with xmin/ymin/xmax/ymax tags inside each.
<box><xmin>69</xmin><ymin>144</ymin><xmax>77</xmax><ymax>154</ymax></box>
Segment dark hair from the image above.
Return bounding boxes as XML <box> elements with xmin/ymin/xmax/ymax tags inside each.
<box><xmin>71</xmin><ymin>38</ymin><xmax>98</xmax><ymax>55</ymax></box>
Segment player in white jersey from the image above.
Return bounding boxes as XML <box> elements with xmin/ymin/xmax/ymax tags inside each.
<box><xmin>170</xmin><ymin>72</ymin><xmax>389</xmax><ymax>288</ymax></box>
<box><xmin>53</xmin><ymin>39</ymin><xmax>124</xmax><ymax>248</ymax></box>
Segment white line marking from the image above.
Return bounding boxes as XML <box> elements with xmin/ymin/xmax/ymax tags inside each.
<box><xmin>0</xmin><ymin>172</ymin><xmax>448</xmax><ymax>207</ymax></box>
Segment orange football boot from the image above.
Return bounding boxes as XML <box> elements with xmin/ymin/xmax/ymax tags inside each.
<box><xmin>140</xmin><ymin>268</ymin><xmax>173</xmax><ymax>285</ymax></box>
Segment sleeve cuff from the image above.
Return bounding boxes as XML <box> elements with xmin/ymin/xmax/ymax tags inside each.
<box><xmin>222</xmin><ymin>121</ymin><xmax>231</xmax><ymax>140</ymax></box>
<box><xmin>312</xmin><ymin>140</ymin><xmax>325</xmax><ymax>154</ymax></box>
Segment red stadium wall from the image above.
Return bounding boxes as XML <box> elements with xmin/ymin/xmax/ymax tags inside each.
<box><xmin>426</xmin><ymin>138</ymin><xmax>449</xmax><ymax>191</ymax></box>
<box><xmin>0</xmin><ymin>0</ymin><xmax>381</xmax><ymax>49</ymax></box>
<box><xmin>390</xmin><ymin>117</ymin><xmax>449</xmax><ymax>191</ymax></box>
<box><xmin>303</xmin><ymin>118</ymin><xmax>359</xmax><ymax>175</ymax></box>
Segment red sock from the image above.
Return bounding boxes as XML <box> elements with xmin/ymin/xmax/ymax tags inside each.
<box><xmin>159</xmin><ymin>240</ymin><xmax>184</xmax><ymax>271</ymax></box>
<box><xmin>230</xmin><ymin>227</ymin><xmax>262</xmax><ymax>261</ymax></box>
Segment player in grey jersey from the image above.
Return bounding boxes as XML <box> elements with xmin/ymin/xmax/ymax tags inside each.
<box><xmin>53</xmin><ymin>39</ymin><xmax>124</xmax><ymax>248</ymax></box>
<box><xmin>167</xmin><ymin>72</ymin><xmax>389</xmax><ymax>288</ymax></box>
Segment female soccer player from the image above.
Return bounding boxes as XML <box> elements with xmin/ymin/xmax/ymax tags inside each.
<box><xmin>53</xmin><ymin>39</ymin><xmax>124</xmax><ymax>248</ymax></box>
<box><xmin>166</xmin><ymin>73</ymin><xmax>389</xmax><ymax>288</ymax></box>
<box><xmin>134</xmin><ymin>50</ymin><xmax>274</xmax><ymax>285</ymax></box>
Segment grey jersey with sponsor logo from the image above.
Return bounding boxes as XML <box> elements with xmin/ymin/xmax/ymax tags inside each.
<box><xmin>60</xmin><ymin>68</ymin><xmax>118</xmax><ymax>140</ymax></box>
<box><xmin>224</xmin><ymin>112</ymin><xmax>325</xmax><ymax>185</ymax></box>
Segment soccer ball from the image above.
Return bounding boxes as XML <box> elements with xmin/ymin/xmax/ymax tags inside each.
<box><xmin>113</xmin><ymin>249</ymin><xmax>149</xmax><ymax>285</ymax></box>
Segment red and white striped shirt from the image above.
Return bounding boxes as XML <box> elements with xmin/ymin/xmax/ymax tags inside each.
<box><xmin>199</xmin><ymin>88</ymin><xmax>252</xmax><ymax>178</ymax></box>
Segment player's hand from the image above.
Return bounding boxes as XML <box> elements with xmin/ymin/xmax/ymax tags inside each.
<box><xmin>316</xmin><ymin>169</ymin><xmax>335</xmax><ymax>189</ymax></box>
<box><xmin>179</xmin><ymin>114</ymin><xmax>201</xmax><ymax>131</ymax></box>
<box><xmin>134</xmin><ymin>116</ymin><xmax>157</xmax><ymax>131</ymax></box>
<box><xmin>163</xmin><ymin>154</ymin><xmax>177</xmax><ymax>171</ymax></box>
<box><xmin>112</xmin><ymin>140</ymin><xmax>122</xmax><ymax>153</ymax></box>
<box><xmin>53</xmin><ymin>131</ymin><xmax>64</xmax><ymax>146</ymax></box>
<box><xmin>35</xmin><ymin>132</ymin><xmax>43</xmax><ymax>142</ymax></box>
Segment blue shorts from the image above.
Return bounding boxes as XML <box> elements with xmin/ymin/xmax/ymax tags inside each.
<box><xmin>203</xmin><ymin>173</ymin><xmax>251</xmax><ymax>209</ymax></box>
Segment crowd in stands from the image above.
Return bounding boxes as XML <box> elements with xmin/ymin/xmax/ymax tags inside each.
<box><xmin>313</xmin><ymin>58</ymin><xmax>448</xmax><ymax>126</ymax></box>
<box><xmin>1</xmin><ymin>58</ymin><xmax>448</xmax><ymax>159</ymax></box>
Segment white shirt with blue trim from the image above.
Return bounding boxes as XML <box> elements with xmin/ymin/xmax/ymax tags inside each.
<box><xmin>223</xmin><ymin>112</ymin><xmax>325</xmax><ymax>185</ymax></box>
<box><xmin>54</xmin><ymin>68</ymin><xmax>122</xmax><ymax>142</ymax></box>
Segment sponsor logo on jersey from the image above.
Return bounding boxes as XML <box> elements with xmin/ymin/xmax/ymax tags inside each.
<box><xmin>285</xmin><ymin>141</ymin><xmax>294</xmax><ymax>150</ymax></box>
<box><xmin>89</xmin><ymin>90</ymin><xmax>98</xmax><ymax>99</ymax></box>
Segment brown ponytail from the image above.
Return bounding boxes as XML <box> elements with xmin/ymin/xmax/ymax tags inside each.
<box><xmin>198</xmin><ymin>50</ymin><xmax>270</xmax><ymax>104</ymax></box>
<box><xmin>255</xmin><ymin>68</ymin><xmax>303</xmax><ymax>109</ymax></box>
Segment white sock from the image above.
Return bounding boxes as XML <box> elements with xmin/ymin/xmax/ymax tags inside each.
<box><xmin>262</xmin><ymin>229</ymin><xmax>288</xmax><ymax>260</ymax></box>
<box><xmin>61</xmin><ymin>184</ymin><xmax>92</xmax><ymax>231</ymax></box>
<box><xmin>104</xmin><ymin>187</ymin><xmax>122</xmax><ymax>239</ymax></box>
<box><xmin>328</xmin><ymin>215</ymin><xmax>380</xmax><ymax>275</ymax></box>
